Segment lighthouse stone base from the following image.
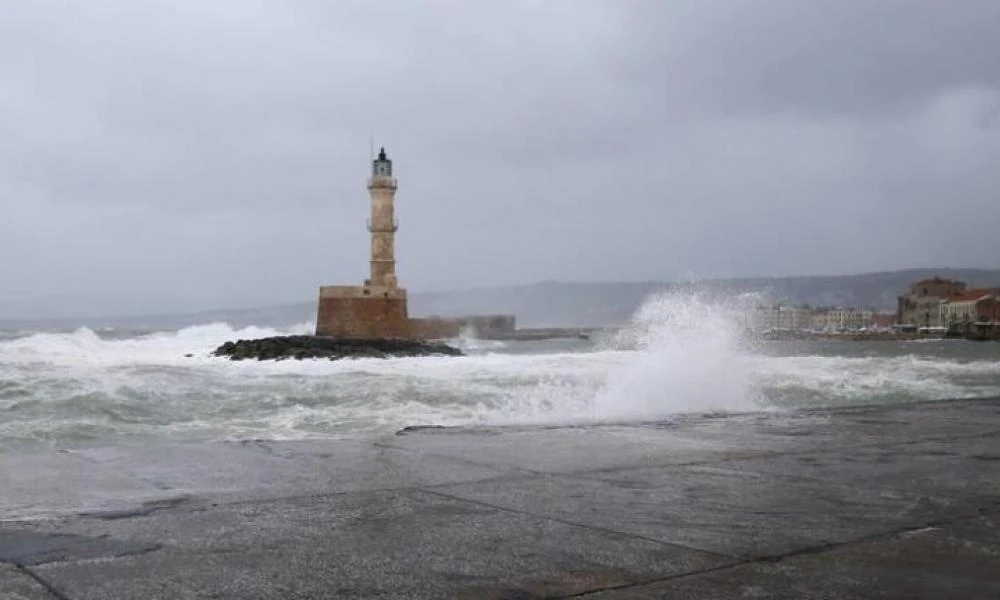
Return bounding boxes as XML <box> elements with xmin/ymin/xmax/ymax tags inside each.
<box><xmin>315</xmin><ymin>285</ymin><xmax>411</xmax><ymax>339</ymax></box>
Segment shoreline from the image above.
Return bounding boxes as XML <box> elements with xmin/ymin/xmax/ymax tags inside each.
<box><xmin>757</xmin><ymin>330</ymin><xmax>999</xmax><ymax>342</ymax></box>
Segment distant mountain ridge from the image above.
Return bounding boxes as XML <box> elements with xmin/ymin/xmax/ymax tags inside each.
<box><xmin>4</xmin><ymin>268</ymin><xmax>999</xmax><ymax>330</ymax></box>
<box><xmin>409</xmin><ymin>268</ymin><xmax>1000</xmax><ymax>327</ymax></box>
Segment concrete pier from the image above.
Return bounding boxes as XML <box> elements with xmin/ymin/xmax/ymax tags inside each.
<box><xmin>2</xmin><ymin>397</ymin><xmax>999</xmax><ymax>598</ymax></box>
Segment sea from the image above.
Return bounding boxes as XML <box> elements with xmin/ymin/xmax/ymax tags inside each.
<box><xmin>2</xmin><ymin>292</ymin><xmax>999</xmax><ymax>454</ymax></box>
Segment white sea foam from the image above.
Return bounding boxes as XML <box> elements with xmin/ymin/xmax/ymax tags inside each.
<box><xmin>1</xmin><ymin>294</ymin><xmax>999</xmax><ymax>450</ymax></box>
<box><xmin>591</xmin><ymin>291</ymin><xmax>756</xmax><ymax>420</ymax></box>
<box><xmin>751</xmin><ymin>353</ymin><xmax>1000</xmax><ymax>406</ymax></box>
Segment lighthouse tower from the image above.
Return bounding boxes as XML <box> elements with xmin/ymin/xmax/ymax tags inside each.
<box><xmin>366</xmin><ymin>147</ymin><xmax>398</xmax><ymax>288</ymax></box>
<box><xmin>315</xmin><ymin>146</ymin><xmax>411</xmax><ymax>339</ymax></box>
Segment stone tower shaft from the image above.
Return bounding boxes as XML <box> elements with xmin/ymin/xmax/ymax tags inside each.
<box><xmin>367</xmin><ymin>147</ymin><xmax>398</xmax><ymax>288</ymax></box>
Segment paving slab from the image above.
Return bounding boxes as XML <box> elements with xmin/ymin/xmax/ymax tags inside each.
<box><xmin>580</xmin><ymin>510</ymin><xmax>1000</xmax><ymax>599</ymax></box>
<box><xmin>0</xmin><ymin>452</ymin><xmax>171</xmax><ymax>521</ymax></box>
<box><xmin>710</xmin><ymin>432</ymin><xmax>1000</xmax><ymax>513</ymax></box>
<box><xmin>874</xmin><ymin>428</ymin><xmax>1000</xmax><ymax>460</ymax></box>
<box><xmin>26</xmin><ymin>489</ymin><xmax>725</xmax><ymax>599</ymax></box>
<box><xmin>431</xmin><ymin>464</ymin><xmax>946</xmax><ymax>558</ymax></box>
<box><xmin>384</xmin><ymin>399</ymin><xmax>1000</xmax><ymax>475</ymax></box>
<box><xmin>821</xmin><ymin>400</ymin><xmax>1000</xmax><ymax>444</ymax></box>
<box><xmin>65</xmin><ymin>437</ymin><xmax>511</xmax><ymax>506</ymax></box>
<box><xmin>661</xmin><ymin>400</ymin><xmax>1000</xmax><ymax>452</ymax></box>
<box><xmin>0</xmin><ymin>563</ymin><xmax>57</xmax><ymax>600</ymax></box>
<box><xmin>0</xmin><ymin>529</ymin><xmax>158</xmax><ymax>566</ymax></box>
<box><xmin>388</xmin><ymin>423</ymin><xmax>782</xmax><ymax>474</ymax></box>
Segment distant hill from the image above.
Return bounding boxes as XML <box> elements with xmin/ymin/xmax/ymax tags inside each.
<box><xmin>705</xmin><ymin>268</ymin><xmax>1000</xmax><ymax>311</ymax></box>
<box><xmin>4</xmin><ymin>268</ymin><xmax>999</xmax><ymax>330</ymax></box>
<box><xmin>408</xmin><ymin>268</ymin><xmax>1000</xmax><ymax>327</ymax></box>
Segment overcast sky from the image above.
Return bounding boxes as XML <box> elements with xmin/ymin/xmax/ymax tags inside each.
<box><xmin>3</xmin><ymin>0</ymin><xmax>999</xmax><ymax>318</ymax></box>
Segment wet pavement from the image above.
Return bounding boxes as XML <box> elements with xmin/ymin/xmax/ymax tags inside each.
<box><xmin>1</xmin><ymin>397</ymin><xmax>999</xmax><ymax>599</ymax></box>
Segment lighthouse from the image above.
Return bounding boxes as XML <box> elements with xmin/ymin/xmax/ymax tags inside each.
<box><xmin>315</xmin><ymin>146</ymin><xmax>411</xmax><ymax>339</ymax></box>
<box><xmin>312</xmin><ymin>147</ymin><xmax>517</xmax><ymax>341</ymax></box>
<box><xmin>366</xmin><ymin>147</ymin><xmax>398</xmax><ymax>288</ymax></box>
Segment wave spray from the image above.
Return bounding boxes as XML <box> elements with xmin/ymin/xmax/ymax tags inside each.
<box><xmin>589</xmin><ymin>290</ymin><xmax>757</xmax><ymax>421</ymax></box>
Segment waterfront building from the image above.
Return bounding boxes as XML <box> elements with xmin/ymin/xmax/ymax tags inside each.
<box><xmin>747</xmin><ymin>304</ymin><xmax>813</xmax><ymax>331</ymax></box>
<box><xmin>869</xmin><ymin>313</ymin><xmax>895</xmax><ymax>330</ymax></box>
<box><xmin>939</xmin><ymin>288</ymin><xmax>1000</xmax><ymax>327</ymax></box>
<box><xmin>819</xmin><ymin>307</ymin><xmax>874</xmax><ymax>331</ymax></box>
<box><xmin>896</xmin><ymin>277</ymin><xmax>967</xmax><ymax>328</ymax></box>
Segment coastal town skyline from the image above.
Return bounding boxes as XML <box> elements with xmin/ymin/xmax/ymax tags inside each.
<box><xmin>4</xmin><ymin>266</ymin><xmax>999</xmax><ymax>329</ymax></box>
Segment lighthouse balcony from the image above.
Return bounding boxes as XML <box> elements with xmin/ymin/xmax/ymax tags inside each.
<box><xmin>367</xmin><ymin>175</ymin><xmax>398</xmax><ymax>189</ymax></box>
<box><xmin>367</xmin><ymin>218</ymin><xmax>399</xmax><ymax>233</ymax></box>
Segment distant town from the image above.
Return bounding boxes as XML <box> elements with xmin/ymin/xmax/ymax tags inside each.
<box><xmin>749</xmin><ymin>276</ymin><xmax>1000</xmax><ymax>341</ymax></box>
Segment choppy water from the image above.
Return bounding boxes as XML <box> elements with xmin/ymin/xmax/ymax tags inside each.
<box><xmin>1</xmin><ymin>292</ymin><xmax>998</xmax><ymax>452</ymax></box>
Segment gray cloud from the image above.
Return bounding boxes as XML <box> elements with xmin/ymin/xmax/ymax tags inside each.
<box><xmin>2</xmin><ymin>0</ymin><xmax>999</xmax><ymax>318</ymax></box>
<box><xmin>617</xmin><ymin>0</ymin><xmax>1000</xmax><ymax>116</ymax></box>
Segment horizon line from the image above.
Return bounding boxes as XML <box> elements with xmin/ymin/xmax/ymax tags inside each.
<box><xmin>2</xmin><ymin>266</ymin><xmax>998</xmax><ymax>325</ymax></box>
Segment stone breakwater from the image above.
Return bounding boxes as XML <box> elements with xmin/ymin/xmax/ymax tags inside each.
<box><xmin>212</xmin><ymin>335</ymin><xmax>463</xmax><ymax>361</ymax></box>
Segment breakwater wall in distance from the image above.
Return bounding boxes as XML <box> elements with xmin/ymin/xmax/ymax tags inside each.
<box><xmin>476</xmin><ymin>327</ymin><xmax>605</xmax><ymax>341</ymax></box>
<box><xmin>759</xmin><ymin>328</ymin><xmax>1000</xmax><ymax>342</ymax></box>
<box><xmin>473</xmin><ymin>327</ymin><xmax>1000</xmax><ymax>343</ymax></box>
<box><xmin>758</xmin><ymin>331</ymin><xmax>931</xmax><ymax>342</ymax></box>
<box><xmin>465</xmin><ymin>327</ymin><xmax>1000</xmax><ymax>343</ymax></box>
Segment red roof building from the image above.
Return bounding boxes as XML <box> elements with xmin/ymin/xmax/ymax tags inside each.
<box><xmin>940</xmin><ymin>288</ymin><xmax>1000</xmax><ymax>325</ymax></box>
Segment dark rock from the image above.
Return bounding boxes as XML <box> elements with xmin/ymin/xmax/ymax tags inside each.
<box><xmin>211</xmin><ymin>335</ymin><xmax>463</xmax><ymax>361</ymax></box>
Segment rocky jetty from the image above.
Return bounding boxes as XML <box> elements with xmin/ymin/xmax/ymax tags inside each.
<box><xmin>212</xmin><ymin>335</ymin><xmax>463</xmax><ymax>361</ymax></box>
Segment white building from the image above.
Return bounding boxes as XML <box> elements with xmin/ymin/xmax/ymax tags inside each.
<box><xmin>747</xmin><ymin>305</ymin><xmax>813</xmax><ymax>331</ymax></box>
<box><xmin>748</xmin><ymin>304</ymin><xmax>880</xmax><ymax>333</ymax></box>
<box><xmin>939</xmin><ymin>289</ymin><xmax>1000</xmax><ymax>327</ymax></box>
<box><xmin>814</xmin><ymin>307</ymin><xmax>874</xmax><ymax>331</ymax></box>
